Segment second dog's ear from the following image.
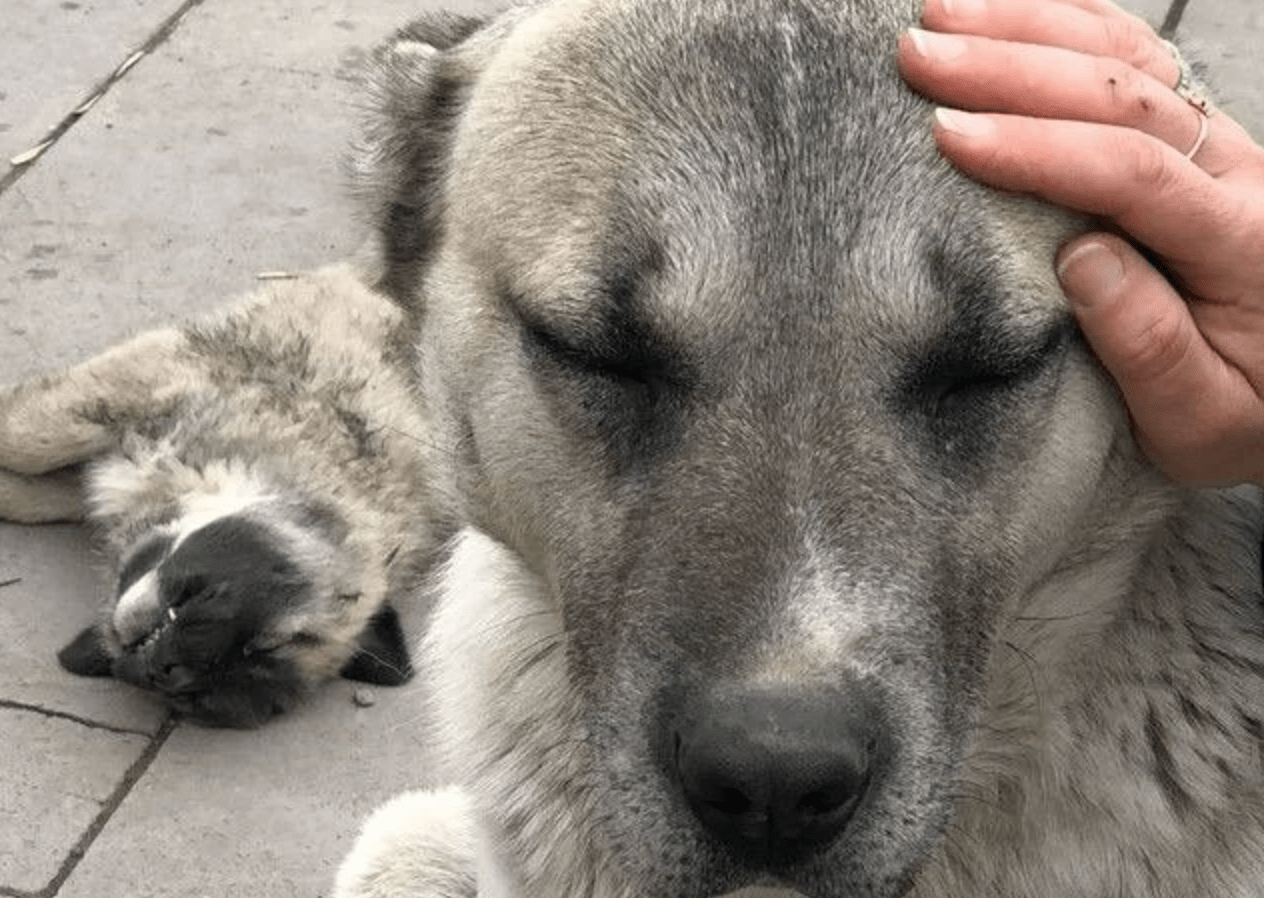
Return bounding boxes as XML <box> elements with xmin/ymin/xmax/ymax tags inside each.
<box><xmin>339</xmin><ymin>604</ymin><xmax>414</xmax><ymax>686</ymax></box>
<box><xmin>58</xmin><ymin>625</ymin><xmax>115</xmax><ymax>678</ymax></box>
<box><xmin>352</xmin><ymin>12</ymin><xmax>504</xmax><ymax>304</ymax></box>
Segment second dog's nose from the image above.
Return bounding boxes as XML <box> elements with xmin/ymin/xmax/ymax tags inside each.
<box><xmin>673</xmin><ymin>687</ymin><xmax>879</xmax><ymax>865</ymax></box>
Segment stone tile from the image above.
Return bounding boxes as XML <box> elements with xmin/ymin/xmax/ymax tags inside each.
<box><xmin>58</xmin><ymin>680</ymin><xmax>434</xmax><ymax>897</ymax></box>
<box><xmin>0</xmin><ymin>0</ymin><xmax>508</xmax><ymax>384</ymax></box>
<box><xmin>0</xmin><ymin>523</ymin><xmax>168</xmax><ymax>734</ymax></box>
<box><xmin>1119</xmin><ymin>0</ymin><xmax>1177</xmax><ymax>30</ymax></box>
<box><xmin>0</xmin><ymin>0</ymin><xmax>186</xmax><ymax>165</ymax></box>
<box><xmin>0</xmin><ymin>707</ymin><xmax>150</xmax><ymax>894</ymax></box>
<box><xmin>1178</xmin><ymin>0</ymin><xmax>1264</xmax><ymax>141</ymax></box>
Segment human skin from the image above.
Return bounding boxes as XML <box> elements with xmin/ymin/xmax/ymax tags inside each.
<box><xmin>896</xmin><ymin>0</ymin><xmax>1264</xmax><ymax>486</ymax></box>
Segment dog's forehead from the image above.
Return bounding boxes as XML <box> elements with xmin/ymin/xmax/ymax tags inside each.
<box><xmin>449</xmin><ymin>0</ymin><xmax>1074</xmax><ymax>349</ymax></box>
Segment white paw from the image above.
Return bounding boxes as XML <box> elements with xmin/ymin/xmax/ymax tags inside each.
<box><xmin>334</xmin><ymin>787</ymin><xmax>478</xmax><ymax>898</ymax></box>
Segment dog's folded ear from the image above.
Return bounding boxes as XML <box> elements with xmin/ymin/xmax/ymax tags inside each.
<box><xmin>58</xmin><ymin>625</ymin><xmax>115</xmax><ymax>678</ymax></box>
<box><xmin>351</xmin><ymin>11</ymin><xmax>507</xmax><ymax>304</ymax></box>
<box><xmin>339</xmin><ymin>603</ymin><xmax>414</xmax><ymax>686</ymax></box>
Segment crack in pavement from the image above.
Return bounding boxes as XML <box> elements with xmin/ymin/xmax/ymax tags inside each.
<box><xmin>41</xmin><ymin>715</ymin><xmax>178</xmax><ymax>898</ymax></box>
<box><xmin>0</xmin><ymin>0</ymin><xmax>210</xmax><ymax>197</ymax></box>
<box><xmin>0</xmin><ymin>699</ymin><xmax>158</xmax><ymax>738</ymax></box>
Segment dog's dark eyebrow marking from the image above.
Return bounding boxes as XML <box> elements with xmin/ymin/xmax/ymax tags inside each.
<box><xmin>117</xmin><ymin>534</ymin><xmax>175</xmax><ymax>596</ymax></box>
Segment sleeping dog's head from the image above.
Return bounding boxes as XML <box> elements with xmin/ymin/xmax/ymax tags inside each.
<box><xmin>60</xmin><ymin>484</ymin><xmax>412</xmax><ymax>728</ymax></box>
<box><xmin>357</xmin><ymin>0</ymin><xmax>1171</xmax><ymax>895</ymax></box>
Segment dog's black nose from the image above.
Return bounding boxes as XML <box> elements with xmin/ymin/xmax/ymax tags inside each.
<box><xmin>673</xmin><ymin>687</ymin><xmax>879</xmax><ymax>865</ymax></box>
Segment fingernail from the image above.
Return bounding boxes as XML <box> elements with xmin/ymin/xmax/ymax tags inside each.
<box><xmin>1057</xmin><ymin>240</ymin><xmax>1126</xmax><ymax>310</ymax></box>
<box><xmin>933</xmin><ymin>107</ymin><xmax>995</xmax><ymax>139</ymax></box>
<box><xmin>907</xmin><ymin>27</ymin><xmax>968</xmax><ymax>61</ymax></box>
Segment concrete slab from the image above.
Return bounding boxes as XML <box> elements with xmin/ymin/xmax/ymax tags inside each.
<box><xmin>0</xmin><ymin>0</ymin><xmax>187</xmax><ymax>165</ymax></box>
<box><xmin>0</xmin><ymin>707</ymin><xmax>150</xmax><ymax>895</ymax></box>
<box><xmin>57</xmin><ymin>681</ymin><xmax>433</xmax><ymax>898</ymax></box>
<box><xmin>1119</xmin><ymin>0</ymin><xmax>1177</xmax><ymax>30</ymax></box>
<box><xmin>0</xmin><ymin>0</ymin><xmax>382</xmax><ymax>383</ymax></box>
<box><xmin>0</xmin><ymin>523</ymin><xmax>167</xmax><ymax>733</ymax></box>
<box><xmin>1178</xmin><ymin>0</ymin><xmax>1264</xmax><ymax>141</ymax></box>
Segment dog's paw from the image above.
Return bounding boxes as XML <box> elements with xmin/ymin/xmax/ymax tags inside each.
<box><xmin>334</xmin><ymin>787</ymin><xmax>477</xmax><ymax>898</ymax></box>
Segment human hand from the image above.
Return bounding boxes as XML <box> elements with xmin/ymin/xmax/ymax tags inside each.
<box><xmin>896</xmin><ymin>0</ymin><xmax>1264</xmax><ymax>487</ymax></box>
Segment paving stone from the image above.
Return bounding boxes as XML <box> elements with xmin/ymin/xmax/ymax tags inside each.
<box><xmin>0</xmin><ymin>0</ymin><xmax>188</xmax><ymax>165</ymax></box>
<box><xmin>1119</xmin><ymin>0</ymin><xmax>1177</xmax><ymax>30</ymax></box>
<box><xmin>0</xmin><ymin>707</ymin><xmax>151</xmax><ymax>895</ymax></box>
<box><xmin>57</xmin><ymin>681</ymin><xmax>433</xmax><ymax>897</ymax></box>
<box><xmin>0</xmin><ymin>523</ymin><xmax>168</xmax><ymax>733</ymax></box>
<box><xmin>0</xmin><ymin>0</ymin><xmax>493</xmax><ymax>384</ymax></box>
<box><xmin>1178</xmin><ymin>0</ymin><xmax>1264</xmax><ymax>141</ymax></box>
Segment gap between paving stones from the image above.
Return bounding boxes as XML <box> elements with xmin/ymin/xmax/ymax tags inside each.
<box><xmin>1161</xmin><ymin>0</ymin><xmax>1190</xmax><ymax>37</ymax></box>
<box><xmin>0</xmin><ymin>716</ymin><xmax>178</xmax><ymax>898</ymax></box>
<box><xmin>0</xmin><ymin>699</ymin><xmax>155</xmax><ymax>738</ymax></box>
<box><xmin>0</xmin><ymin>0</ymin><xmax>209</xmax><ymax>197</ymax></box>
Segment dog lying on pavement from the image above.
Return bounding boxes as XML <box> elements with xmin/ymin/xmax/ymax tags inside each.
<box><xmin>333</xmin><ymin>0</ymin><xmax>1264</xmax><ymax>896</ymax></box>
<box><xmin>0</xmin><ymin>265</ymin><xmax>448</xmax><ymax>727</ymax></box>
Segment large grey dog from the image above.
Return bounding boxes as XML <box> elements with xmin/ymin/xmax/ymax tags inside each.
<box><xmin>0</xmin><ymin>266</ymin><xmax>444</xmax><ymax>726</ymax></box>
<box><xmin>331</xmin><ymin>0</ymin><xmax>1264</xmax><ymax>896</ymax></box>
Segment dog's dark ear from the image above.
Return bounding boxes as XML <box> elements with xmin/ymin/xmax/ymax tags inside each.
<box><xmin>351</xmin><ymin>12</ymin><xmax>499</xmax><ymax>304</ymax></box>
<box><xmin>58</xmin><ymin>625</ymin><xmax>115</xmax><ymax>678</ymax></box>
<box><xmin>339</xmin><ymin>604</ymin><xmax>414</xmax><ymax>686</ymax></box>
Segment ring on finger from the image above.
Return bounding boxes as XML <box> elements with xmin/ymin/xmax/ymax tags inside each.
<box><xmin>1164</xmin><ymin>40</ymin><xmax>1213</xmax><ymax>159</ymax></box>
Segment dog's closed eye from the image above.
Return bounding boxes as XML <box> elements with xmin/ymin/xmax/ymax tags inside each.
<box><xmin>900</xmin><ymin>319</ymin><xmax>1073</xmax><ymax>467</ymax></box>
<box><xmin>511</xmin><ymin>289</ymin><xmax>694</xmax><ymax>466</ymax></box>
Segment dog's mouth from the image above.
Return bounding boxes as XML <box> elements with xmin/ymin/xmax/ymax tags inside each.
<box><xmin>123</xmin><ymin>605</ymin><xmax>179</xmax><ymax>655</ymax></box>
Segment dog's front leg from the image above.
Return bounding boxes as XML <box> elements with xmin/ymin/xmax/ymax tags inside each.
<box><xmin>334</xmin><ymin>787</ymin><xmax>480</xmax><ymax>898</ymax></box>
<box><xmin>0</xmin><ymin>328</ymin><xmax>189</xmax><ymax>521</ymax></box>
<box><xmin>0</xmin><ymin>467</ymin><xmax>85</xmax><ymax>523</ymax></box>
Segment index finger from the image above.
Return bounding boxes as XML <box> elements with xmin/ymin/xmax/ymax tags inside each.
<box><xmin>931</xmin><ymin>110</ymin><xmax>1239</xmax><ymax>273</ymax></box>
<box><xmin>921</xmin><ymin>0</ymin><xmax>1179</xmax><ymax>87</ymax></box>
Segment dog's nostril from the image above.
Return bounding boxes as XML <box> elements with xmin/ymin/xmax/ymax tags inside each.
<box><xmin>673</xmin><ymin>686</ymin><xmax>881</xmax><ymax>866</ymax></box>
<box><xmin>708</xmin><ymin>786</ymin><xmax>753</xmax><ymax>816</ymax></box>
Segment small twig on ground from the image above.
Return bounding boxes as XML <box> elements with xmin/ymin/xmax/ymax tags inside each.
<box><xmin>0</xmin><ymin>578</ymin><xmax>20</xmax><ymax>589</ymax></box>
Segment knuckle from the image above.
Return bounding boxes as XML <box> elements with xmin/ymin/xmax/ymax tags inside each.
<box><xmin>1119</xmin><ymin>306</ymin><xmax>1193</xmax><ymax>383</ymax></box>
<box><xmin>1103</xmin><ymin>17</ymin><xmax>1166</xmax><ymax>76</ymax></box>
<box><xmin>1114</xmin><ymin>133</ymin><xmax>1182</xmax><ymax>210</ymax></box>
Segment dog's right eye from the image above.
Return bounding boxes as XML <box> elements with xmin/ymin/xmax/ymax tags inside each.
<box><xmin>521</xmin><ymin>319</ymin><xmax>690</xmax><ymax>464</ymax></box>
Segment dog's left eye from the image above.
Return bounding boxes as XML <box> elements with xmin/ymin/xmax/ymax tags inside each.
<box><xmin>903</xmin><ymin>321</ymin><xmax>1072</xmax><ymax>463</ymax></box>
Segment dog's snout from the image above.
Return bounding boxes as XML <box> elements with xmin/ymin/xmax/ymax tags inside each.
<box><xmin>673</xmin><ymin>688</ymin><xmax>879</xmax><ymax>865</ymax></box>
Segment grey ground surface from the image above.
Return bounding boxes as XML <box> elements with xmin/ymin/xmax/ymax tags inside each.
<box><xmin>0</xmin><ymin>0</ymin><xmax>1260</xmax><ymax>895</ymax></box>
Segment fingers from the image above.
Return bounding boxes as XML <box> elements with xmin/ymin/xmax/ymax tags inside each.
<box><xmin>919</xmin><ymin>0</ymin><xmax>1179</xmax><ymax>87</ymax></box>
<box><xmin>899</xmin><ymin>29</ymin><xmax>1205</xmax><ymax>160</ymax></box>
<box><xmin>1056</xmin><ymin>234</ymin><xmax>1264</xmax><ymax>485</ymax></box>
<box><xmin>928</xmin><ymin>110</ymin><xmax>1238</xmax><ymax>268</ymax></box>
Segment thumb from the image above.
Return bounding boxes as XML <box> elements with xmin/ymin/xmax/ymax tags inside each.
<box><xmin>1056</xmin><ymin>233</ymin><xmax>1203</xmax><ymax>390</ymax></box>
<box><xmin>1056</xmin><ymin>233</ymin><xmax>1223</xmax><ymax>477</ymax></box>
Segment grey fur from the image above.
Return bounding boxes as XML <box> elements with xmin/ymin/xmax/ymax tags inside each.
<box><xmin>0</xmin><ymin>265</ymin><xmax>450</xmax><ymax>726</ymax></box>
<box><xmin>333</xmin><ymin>0</ymin><xmax>1264</xmax><ymax>895</ymax></box>
<box><xmin>334</xmin><ymin>0</ymin><xmax>1264</xmax><ymax>895</ymax></box>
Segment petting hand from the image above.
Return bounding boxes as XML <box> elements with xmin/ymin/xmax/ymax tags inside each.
<box><xmin>897</xmin><ymin>0</ymin><xmax>1264</xmax><ymax>487</ymax></box>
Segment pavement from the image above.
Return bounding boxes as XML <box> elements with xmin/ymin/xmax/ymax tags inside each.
<box><xmin>0</xmin><ymin>0</ymin><xmax>1260</xmax><ymax>896</ymax></box>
